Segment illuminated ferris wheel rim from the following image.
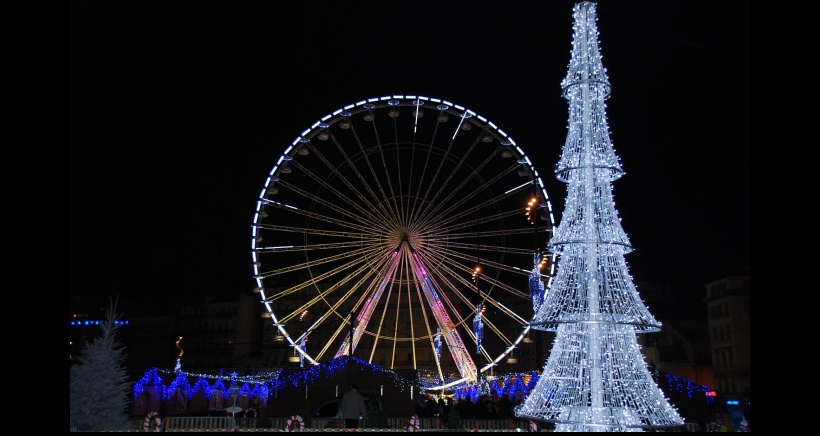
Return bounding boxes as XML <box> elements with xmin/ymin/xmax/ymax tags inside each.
<box><xmin>256</xmin><ymin>95</ymin><xmax>551</xmax><ymax>193</ymax></box>
<box><xmin>249</xmin><ymin>94</ymin><xmax>556</xmax><ymax>386</ymax></box>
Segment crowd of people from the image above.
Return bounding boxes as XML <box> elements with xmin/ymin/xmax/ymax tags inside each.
<box><xmin>414</xmin><ymin>392</ymin><xmax>522</xmax><ymax>423</ymax></box>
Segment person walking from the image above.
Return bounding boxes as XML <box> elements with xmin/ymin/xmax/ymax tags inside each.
<box><xmin>414</xmin><ymin>393</ymin><xmax>428</xmax><ymax>418</ymax></box>
<box><xmin>496</xmin><ymin>393</ymin><xmax>513</xmax><ymax>420</ymax></box>
<box><xmin>341</xmin><ymin>384</ymin><xmax>367</xmax><ymax>429</ymax></box>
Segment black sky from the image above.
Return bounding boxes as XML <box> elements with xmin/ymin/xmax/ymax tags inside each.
<box><xmin>70</xmin><ymin>1</ymin><xmax>750</xmax><ymax>314</ymax></box>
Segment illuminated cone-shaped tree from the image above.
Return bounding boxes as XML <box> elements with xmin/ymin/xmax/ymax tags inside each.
<box><xmin>514</xmin><ymin>2</ymin><xmax>684</xmax><ymax>432</ymax></box>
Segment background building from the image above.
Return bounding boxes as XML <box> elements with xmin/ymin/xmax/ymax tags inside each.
<box><xmin>704</xmin><ymin>275</ymin><xmax>750</xmax><ymax>423</ymax></box>
<box><xmin>636</xmin><ymin>280</ymin><xmax>714</xmax><ymax>389</ymax></box>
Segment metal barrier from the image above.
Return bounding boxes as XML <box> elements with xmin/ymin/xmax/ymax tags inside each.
<box><xmin>117</xmin><ymin>416</ymin><xmax>703</xmax><ymax>432</ymax></box>
<box><xmin>235</xmin><ymin>417</ymin><xmax>291</xmax><ymax>431</ymax></box>
<box><xmin>461</xmin><ymin>418</ymin><xmax>527</xmax><ymax>431</ymax></box>
<box><xmin>384</xmin><ymin>417</ymin><xmax>529</xmax><ymax>431</ymax></box>
<box><xmin>309</xmin><ymin>418</ymin><xmax>344</xmax><ymax>430</ymax></box>
<box><xmin>162</xmin><ymin>417</ymin><xmax>297</xmax><ymax>432</ymax></box>
<box><xmin>386</xmin><ymin>417</ymin><xmax>406</xmax><ymax>430</ymax></box>
<box><xmin>419</xmin><ymin>417</ymin><xmax>444</xmax><ymax>430</ymax></box>
<box><xmin>162</xmin><ymin>416</ymin><xmax>233</xmax><ymax>431</ymax></box>
<box><xmin>385</xmin><ymin>417</ymin><xmax>428</xmax><ymax>430</ymax></box>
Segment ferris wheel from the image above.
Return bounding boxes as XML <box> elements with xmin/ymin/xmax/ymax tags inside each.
<box><xmin>250</xmin><ymin>95</ymin><xmax>556</xmax><ymax>390</ymax></box>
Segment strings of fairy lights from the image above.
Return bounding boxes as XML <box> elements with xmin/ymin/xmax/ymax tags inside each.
<box><xmin>132</xmin><ymin>356</ymin><xmax>712</xmax><ymax>408</ymax></box>
<box><xmin>515</xmin><ymin>2</ymin><xmax>684</xmax><ymax>430</ymax></box>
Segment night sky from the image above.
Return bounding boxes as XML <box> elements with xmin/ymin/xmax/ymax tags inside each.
<box><xmin>70</xmin><ymin>1</ymin><xmax>749</xmax><ymax>314</ymax></box>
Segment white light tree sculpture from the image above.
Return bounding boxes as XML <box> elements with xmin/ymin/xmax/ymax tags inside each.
<box><xmin>514</xmin><ymin>2</ymin><xmax>685</xmax><ymax>432</ymax></box>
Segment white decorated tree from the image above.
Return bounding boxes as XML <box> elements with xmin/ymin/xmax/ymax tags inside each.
<box><xmin>514</xmin><ymin>2</ymin><xmax>684</xmax><ymax>431</ymax></box>
<box><xmin>69</xmin><ymin>297</ymin><xmax>131</xmax><ymax>431</ymax></box>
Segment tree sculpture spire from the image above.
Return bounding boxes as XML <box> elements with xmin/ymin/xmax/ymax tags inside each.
<box><xmin>514</xmin><ymin>2</ymin><xmax>685</xmax><ymax>431</ymax></box>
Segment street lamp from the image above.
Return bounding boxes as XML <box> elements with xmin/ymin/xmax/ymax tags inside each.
<box><xmin>226</xmin><ymin>386</ymin><xmax>242</xmax><ymax>430</ymax></box>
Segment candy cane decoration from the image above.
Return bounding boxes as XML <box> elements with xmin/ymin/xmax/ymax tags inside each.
<box><xmin>143</xmin><ymin>411</ymin><xmax>161</xmax><ymax>432</ymax></box>
<box><xmin>406</xmin><ymin>414</ymin><xmax>420</xmax><ymax>432</ymax></box>
<box><xmin>285</xmin><ymin>414</ymin><xmax>304</xmax><ymax>432</ymax></box>
<box><xmin>529</xmin><ymin>420</ymin><xmax>538</xmax><ymax>432</ymax></box>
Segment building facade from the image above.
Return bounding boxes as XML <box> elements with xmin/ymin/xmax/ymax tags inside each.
<box><xmin>635</xmin><ymin>280</ymin><xmax>714</xmax><ymax>390</ymax></box>
<box><xmin>704</xmin><ymin>275</ymin><xmax>750</xmax><ymax>413</ymax></box>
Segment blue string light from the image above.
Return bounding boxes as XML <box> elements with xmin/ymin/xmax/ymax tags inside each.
<box><xmin>132</xmin><ymin>356</ymin><xmax>713</xmax><ymax>409</ymax></box>
<box><xmin>132</xmin><ymin>368</ymin><xmax>165</xmax><ymax>400</ymax></box>
<box><xmin>165</xmin><ymin>371</ymin><xmax>192</xmax><ymax>400</ymax></box>
<box><xmin>662</xmin><ymin>373</ymin><xmax>715</xmax><ymax>405</ymax></box>
<box><xmin>70</xmin><ymin>320</ymin><xmax>129</xmax><ymax>326</ymax></box>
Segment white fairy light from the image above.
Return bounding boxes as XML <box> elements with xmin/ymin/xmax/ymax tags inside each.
<box><xmin>514</xmin><ymin>2</ymin><xmax>684</xmax><ymax>431</ymax></box>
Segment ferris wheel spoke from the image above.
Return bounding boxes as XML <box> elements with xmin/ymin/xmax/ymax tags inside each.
<box><xmin>423</xmin><ymin>209</ymin><xmax>522</xmax><ymax>237</ymax></box>
<box><xmin>412</xmin><ymin>251</ymin><xmax>483</xmax><ymax>362</ymax></box>
<box><xmin>274</xmin><ymin>176</ymin><xmax>391</xmax><ymax>229</ymax></box>
<box><xmin>477</xmin><ymin>273</ymin><xmax>531</xmax><ymax>301</ymax></box>
<box><xmin>369</xmin><ymin>253</ymin><xmax>405</xmax><ymax>357</ymax></box>
<box><xmin>477</xmin><ymin>305</ymin><xmax>519</xmax><ymax>348</ymax></box>
<box><xmin>425</xmin><ymin>242</ymin><xmax>519</xmax><ymax>279</ymax></box>
<box><xmin>407</xmin><ymin>247</ymin><xmax>478</xmax><ymax>382</ymax></box>
<box><xmin>337</xmin><ymin>251</ymin><xmax>403</xmax><ymax>358</ymax></box>
<box><xmin>255</xmin><ymin>240</ymin><xmax>382</xmax><ymax>255</ymax></box>
<box><xmin>419</xmin><ymin>246</ymin><xmax>531</xmax><ymax>322</ymax></box>
<box><xmin>421</xmin><ymin>252</ymin><xmax>526</xmax><ymax>363</ymax></box>
<box><xmin>259</xmin><ymin>198</ymin><xmax>378</xmax><ymax>234</ymax></box>
<box><xmin>312</xmin><ymin>257</ymin><xmax>399</xmax><ymax>361</ymax></box>
<box><xmin>416</xmin><ymin>231</ymin><xmax>533</xmax><ymax>325</ymax></box>
<box><xmin>413</xmin><ymin>122</ymin><xmax>484</xmax><ymax>218</ymax></box>
<box><xmin>442</xmin><ymin>227</ymin><xmax>540</xmax><ymax>240</ymax></box>
<box><xmin>367</xmin><ymin>251</ymin><xmax>417</xmax><ymax>368</ymax></box>
<box><xmin>312</xmin><ymin>322</ymin><xmax>351</xmax><ymax>362</ymax></box>
<box><xmin>412</xmin><ymin>144</ymin><xmax>512</xmax><ymax>228</ymax></box>
<box><xmin>441</xmin><ymin>241</ymin><xmax>536</xmax><ymax>259</ymax></box>
<box><xmin>256</xmin><ymin>243</ymin><xmax>381</xmax><ymax>281</ymax></box>
<box><xmin>366</xmin><ymin>120</ymin><xmax>405</xmax><ymax>227</ymax></box>
<box><xmin>255</xmin><ymin>223</ymin><xmax>370</xmax><ymax>240</ymax></box>
<box><xmin>284</xmin><ymin>256</ymin><xmax>397</xmax><ymax>362</ymax></box>
<box><xmin>308</xmin><ymin>138</ymin><xmax>397</xmax><ymax>227</ymax></box>
<box><xmin>359</xmin><ymin>146</ymin><xmax>403</xmax><ymax>230</ymax></box>
<box><xmin>288</xmin><ymin>159</ymin><xmax>391</xmax><ymax>226</ymax></box>
<box><xmin>406</xmin><ymin>251</ymin><xmax>438</xmax><ymax>369</ymax></box>
<box><xmin>343</xmin><ymin>122</ymin><xmax>402</xmax><ymax>221</ymax></box>
<box><xmin>405</xmin><ymin>122</ymin><xmax>440</xmax><ymax>227</ymax></box>
<box><xmin>388</xmin><ymin>264</ymin><xmax>405</xmax><ymax>368</ymax></box>
<box><xmin>417</xmin><ymin>179</ymin><xmax>525</xmax><ymax>234</ymax></box>
<box><xmin>483</xmin><ymin>297</ymin><xmax>530</xmax><ymax>327</ymax></box>
<box><xmin>263</xmin><ymin>247</ymin><xmax>388</xmax><ymax>305</ymax></box>
<box><xmin>406</xmin><ymin>110</ymin><xmax>466</xmax><ymax>226</ymax></box>
<box><xmin>324</xmin><ymin>134</ymin><xmax>401</xmax><ymax>228</ymax></box>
